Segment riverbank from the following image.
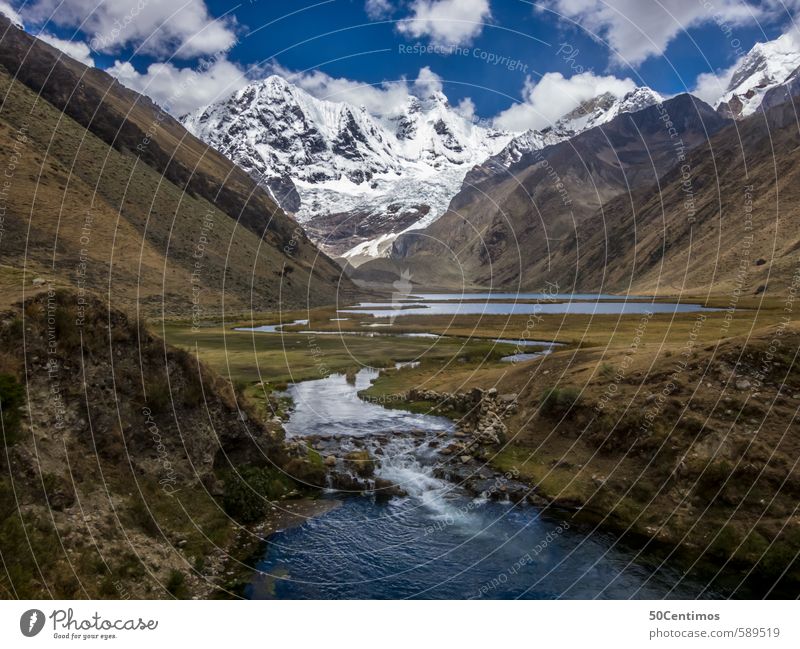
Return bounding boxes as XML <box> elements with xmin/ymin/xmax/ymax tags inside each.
<box><xmin>361</xmin><ymin>323</ymin><xmax>800</xmax><ymax>595</ymax></box>
<box><xmin>213</xmin><ymin>498</ymin><xmax>341</xmax><ymax>599</ymax></box>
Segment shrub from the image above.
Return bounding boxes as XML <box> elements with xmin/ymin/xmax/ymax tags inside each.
<box><xmin>144</xmin><ymin>374</ymin><xmax>172</xmax><ymax>414</ymax></box>
<box><xmin>222</xmin><ymin>467</ymin><xmax>296</xmax><ymax>523</ymax></box>
<box><xmin>599</xmin><ymin>363</ymin><xmax>615</xmax><ymax>378</ymax></box>
<box><xmin>0</xmin><ymin>373</ymin><xmax>25</xmax><ymax>445</ymax></box>
<box><xmin>166</xmin><ymin>569</ymin><xmax>188</xmax><ymax>598</ymax></box>
<box><xmin>54</xmin><ymin>305</ymin><xmax>80</xmax><ymax>350</ymax></box>
<box><xmin>539</xmin><ymin>386</ymin><xmax>582</xmax><ymax>418</ymax></box>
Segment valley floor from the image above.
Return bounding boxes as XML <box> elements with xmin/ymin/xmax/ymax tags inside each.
<box><xmin>163</xmin><ymin>294</ymin><xmax>799</xmax><ymax>594</ymax></box>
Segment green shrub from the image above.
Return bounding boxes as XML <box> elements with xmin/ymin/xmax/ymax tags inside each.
<box><xmin>539</xmin><ymin>386</ymin><xmax>582</xmax><ymax>418</ymax></box>
<box><xmin>599</xmin><ymin>363</ymin><xmax>615</xmax><ymax>378</ymax></box>
<box><xmin>222</xmin><ymin>467</ymin><xmax>296</xmax><ymax>523</ymax></box>
<box><xmin>166</xmin><ymin>569</ymin><xmax>188</xmax><ymax>598</ymax></box>
<box><xmin>54</xmin><ymin>305</ymin><xmax>80</xmax><ymax>350</ymax></box>
<box><xmin>144</xmin><ymin>375</ymin><xmax>172</xmax><ymax>414</ymax></box>
<box><xmin>0</xmin><ymin>373</ymin><xmax>25</xmax><ymax>445</ymax></box>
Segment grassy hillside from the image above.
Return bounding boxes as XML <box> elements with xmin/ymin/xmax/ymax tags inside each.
<box><xmin>0</xmin><ymin>291</ymin><xmax>325</xmax><ymax>598</ymax></box>
<box><xmin>0</xmin><ymin>15</ymin><xmax>352</xmax><ymax>316</ymax></box>
<box><xmin>0</xmin><ymin>19</ymin><xmax>350</xmax><ymax>599</ymax></box>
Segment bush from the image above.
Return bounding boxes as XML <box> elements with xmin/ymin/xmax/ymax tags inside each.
<box><xmin>599</xmin><ymin>363</ymin><xmax>615</xmax><ymax>378</ymax></box>
<box><xmin>222</xmin><ymin>467</ymin><xmax>296</xmax><ymax>523</ymax></box>
<box><xmin>166</xmin><ymin>569</ymin><xmax>188</xmax><ymax>598</ymax></box>
<box><xmin>54</xmin><ymin>305</ymin><xmax>80</xmax><ymax>350</ymax></box>
<box><xmin>144</xmin><ymin>374</ymin><xmax>172</xmax><ymax>414</ymax></box>
<box><xmin>539</xmin><ymin>386</ymin><xmax>582</xmax><ymax>418</ymax></box>
<box><xmin>0</xmin><ymin>373</ymin><xmax>25</xmax><ymax>445</ymax></box>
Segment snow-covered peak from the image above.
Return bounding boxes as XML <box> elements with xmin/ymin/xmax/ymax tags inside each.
<box><xmin>493</xmin><ymin>86</ymin><xmax>662</xmax><ymax>167</ymax></box>
<box><xmin>717</xmin><ymin>32</ymin><xmax>800</xmax><ymax>119</ymax></box>
<box><xmin>550</xmin><ymin>86</ymin><xmax>662</xmax><ymax>135</ymax></box>
<box><xmin>182</xmin><ymin>74</ymin><xmax>514</xmax><ymax>261</ymax></box>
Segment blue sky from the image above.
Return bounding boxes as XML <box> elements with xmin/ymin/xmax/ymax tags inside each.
<box><xmin>3</xmin><ymin>0</ymin><xmax>798</xmax><ymax>128</ymax></box>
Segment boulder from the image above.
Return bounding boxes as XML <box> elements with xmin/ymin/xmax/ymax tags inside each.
<box><xmin>373</xmin><ymin>478</ymin><xmax>407</xmax><ymax>499</ymax></box>
<box><xmin>344</xmin><ymin>450</ymin><xmax>375</xmax><ymax>477</ymax></box>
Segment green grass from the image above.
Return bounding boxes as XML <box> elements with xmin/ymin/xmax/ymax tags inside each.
<box><xmin>161</xmin><ymin>324</ymin><xmax>524</xmax><ymax>385</ymax></box>
<box><xmin>490</xmin><ymin>447</ymin><xmax>592</xmax><ymax>504</ymax></box>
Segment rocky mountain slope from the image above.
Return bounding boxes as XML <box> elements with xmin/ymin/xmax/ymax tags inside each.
<box><xmin>0</xmin><ymin>17</ymin><xmax>354</xmax><ymax>599</ymax></box>
<box><xmin>0</xmin><ymin>15</ymin><xmax>351</xmax><ymax>316</ymax></box>
<box><xmin>569</xmin><ymin>85</ymin><xmax>800</xmax><ymax>295</ymax></box>
<box><xmin>0</xmin><ymin>292</ymin><xmax>294</xmax><ymax>598</ymax></box>
<box><xmin>490</xmin><ymin>87</ymin><xmax>662</xmax><ymax>170</ymax></box>
<box><xmin>355</xmin><ymin>93</ymin><xmax>729</xmax><ymax>290</ymax></box>
<box><xmin>716</xmin><ymin>31</ymin><xmax>800</xmax><ymax>119</ymax></box>
<box><xmin>369</xmin><ymin>72</ymin><xmax>800</xmax><ymax>296</ymax></box>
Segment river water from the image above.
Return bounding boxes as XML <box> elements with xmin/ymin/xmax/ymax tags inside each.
<box><xmin>246</xmin><ymin>367</ymin><xmax>724</xmax><ymax>600</ymax></box>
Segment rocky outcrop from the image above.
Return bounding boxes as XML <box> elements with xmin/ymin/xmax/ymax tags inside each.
<box><xmin>406</xmin><ymin>386</ymin><xmax>517</xmax><ymax>447</ymax></box>
<box><xmin>0</xmin><ymin>291</ymin><xmax>290</xmax><ymax>598</ymax></box>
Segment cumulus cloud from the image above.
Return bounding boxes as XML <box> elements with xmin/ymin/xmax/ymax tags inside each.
<box><xmin>454</xmin><ymin>97</ymin><xmax>477</xmax><ymax>120</ymax></box>
<box><xmin>365</xmin><ymin>0</ymin><xmax>394</xmax><ymax>20</ymax></box>
<box><xmin>412</xmin><ymin>65</ymin><xmax>444</xmax><ymax>96</ymax></box>
<box><xmin>38</xmin><ymin>33</ymin><xmax>94</xmax><ymax>67</ymax></box>
<box><xmin>494</xmin><ymin>71</ymin><xmax>637</xmax><ymax>131</ymax></box>
<box><xmin>268</xmin><ymin>63</ymin><xmax>452</xmax><ymax>117</ymax></box>
<box><xmin>108</xmin><ymin>58</ymin><xmax>247</xmax><ymax>115</ymax></box>
<box><xmin>397</xmin><ymin>0</ymin><xmax>491</xmax><ymax>47</ymax></box>
<box><xmin>21</xmin><ymin>0</ymin><xmax>237</xmax><ymax>58</ymax></box>
<box><xmin>540</xmin><ymin>0</ymin><xmax>758</xmax><ymax>66</ymax></box>
<box><xmin>268</xmin><ymin>62</ymin><xmax>411</xmax><ymax>116</ymax></box>
<box><xmin>0</xmin><ymin>1</ymin><xmax>23</xmax><ymax>28</ymax></box>
<box><xmin>692</xmin><ymin>66</ymin><xmax>737</xmax><ymax>105</ymax></box>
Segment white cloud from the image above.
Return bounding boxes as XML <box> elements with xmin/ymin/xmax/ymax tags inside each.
<box><xmin>269</xmin><ymin>62</ymin><xmax>411</xmax><ymax>116</ymax></box>
<box><xmin>541</xmin><ymin>0</ymin><xmax>759</xmax><ymax>66</ymax></box>
<box><xmin>412</xmin><ymin>65</ymin><xmax>444</xmax><ymax>96</ymax></box>
<box><xmin>0</xmin><ymin>1</ymin><xmax>23</xmax><ymax>28</ymax></box>
<box><xmin>38</xmin><ymin>33</ymin><xmax>94</xmax><ymax>67</ymax></box>
<box><xmin>365</xmin><ymin>0</ymin><xmax>394</xmax><ymax>20</ymax></box>
<box><xmin>108</xmin><ymin>58</ymin><xmax>247</xmax><ymax>116</ymax></box>
<box><xmin>454</xmin><ymin>97</ymin><xmax>476</xmax><ymax>120</ymax></box>
<box><xmin>267</xmin><ymin>63</ymin><xmax>451</xmax><ymax>116</ymax></box>
<box><xmin>692</xmin><ymin>66</ymin><xmax>737</xmax><ymax>105</ymax></box>
<box><xmin>494</xmin><ymin>71</ymin><xmax>637</xmax><ymax>131</ymax></box>
<box><xmin>22</xmin><ymin>0</ymin><xmax>237</xmax><ymax>58</ymax></box>
<box><xmin>397</xmin><ymin>0</ymin><xmax>491</xmax><ymax>47</ymax></box>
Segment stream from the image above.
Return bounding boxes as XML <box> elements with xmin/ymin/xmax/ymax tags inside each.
<box><xmin>245</xmin><ymin>367</ymin><xmax>725</xmax><ymax>600</ymax></box>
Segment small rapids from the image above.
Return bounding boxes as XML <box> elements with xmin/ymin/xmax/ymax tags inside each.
<box><xmin>246</xmin><ymin>368</ymin><xmax>724</xmax><ymax>599</ymax></box>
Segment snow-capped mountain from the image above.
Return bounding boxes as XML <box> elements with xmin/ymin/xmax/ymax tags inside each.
<box><xmin>182</xmin><ymin>77</ymin><xmax>664</xmax><ymax>263</ymax></box>
<box><xmin>182</xmin><ymin>76</ymin><xmax>512</xmax><ymax>262</ymax></box>
<box><xmin>493</xmin><ymin>87</ymin><xmax>663</xmax><ymax>168</ymax></box>
<box><xmin>716</xmin><ymin>31</ymin><xmax>800</xmax><ymax>119</ymax></box>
